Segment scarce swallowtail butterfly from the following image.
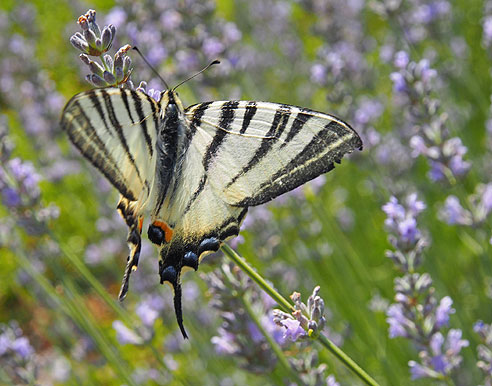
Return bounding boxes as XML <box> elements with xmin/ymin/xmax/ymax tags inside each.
<box><xmin>60</xmin><ymin>79</ymin><xmax>362</xmax><ymax>338</ymax></box>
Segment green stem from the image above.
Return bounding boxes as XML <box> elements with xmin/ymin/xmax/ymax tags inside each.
<box><xmin>221</xmin><ymin>244</ymin><xmax>380</xmax><ymax>386</ymax></box>
<box><xmin>221</xmin><ymin>244</ymin><xmax>293</xmax><ymax>313</ymax></box>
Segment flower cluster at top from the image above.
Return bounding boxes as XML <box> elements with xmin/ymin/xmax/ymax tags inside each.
<box><xmin>70</xmin><ymin>10</ymin><xmax>133</xmax><ymax>88</ymax></box>
<box><xmin>383</xmin><ymin>194</ymin><xmax>469</xmax><ymax>380</ymax></box>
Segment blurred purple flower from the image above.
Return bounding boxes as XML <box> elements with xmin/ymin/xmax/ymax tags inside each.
<box><xmin>394</xmin><ymin>50</ymin><xmax>409</xmax><ymax>69</ymax></box>
<box><xmin>310</xmin><ymin>63</ymin><xmax>327</xmax><ymax>84</ymax></box>
<box><xmin>390</xmin><ymin>72</ymin><xmax>406</xmax><ymax>92</ymax></box>
<box><xmin>435</xmin><ymin>296</ymin><xmax>455</xmax><ymax>328</ymax></box>
<box><xmin>11</xmin><ymin>337</ymin><xmax>34</xmax><ymax>359</ymax></box>
<box><xmin>2</xmin><ymin>187</ymin><xmax>21</xmax><ymax>207</ymax></box>
<box><xmin>439</xmin><ymin>196</ymin><xmax>472</xmax><ymax>225</ymax></box>
<box><xmin>211</xmin><ymin>328</ymin><xmax>238</xmax><ymax>355</ymax></box>
<box><xmin>386</xmin><ymin>304</ymin><xmax>409</xmax><ymax>338</ymax></box>
<box><xmin>135</xmin><ymin>300</ymin><xmax>160</xmax><ymax>328</ymax></box>
<box><xmin>113</xmin><ymin>320</ymin><xmax>143</xmax><ymax>345</ymax></box>
<box><xmin>326</xmin><ymin>375</ymin><xmax>340</xmax><ymax>386</ymax></box>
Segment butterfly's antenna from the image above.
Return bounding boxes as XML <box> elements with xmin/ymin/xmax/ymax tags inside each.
<box><xmin>172</xmin><ymin>60</ymin><xmax>220</xmax><ymax>91</ymax></box>
<box><xmin>132</xmin><ymin>46</ymin><xmax>170</xmax><ymax>90</ymax></box>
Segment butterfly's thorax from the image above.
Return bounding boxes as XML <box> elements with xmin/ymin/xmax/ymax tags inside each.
<box><xmin>148</xmin><ymin>90</ymin><xmax>187</xmax><ymax>222</ymax></box>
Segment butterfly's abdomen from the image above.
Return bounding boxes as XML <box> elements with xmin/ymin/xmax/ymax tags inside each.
<box><xmin>151</xmin><ymin>94</ymin><xmax>187</xmax><ymax>218</ymax></box>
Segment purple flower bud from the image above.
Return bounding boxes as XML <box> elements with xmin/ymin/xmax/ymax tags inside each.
<box><xmin>446</xmin><ymin>329</ymin><xmax>468</xmax><ymax>354</ymax></box>
<box><xmin>95</xmin><ymin>38</ymin><xmax>102</xmax><ymax>51</ymax></box>
<box><xmin>114</xmin><ymin>54</ymin><xmax>124</xmax><ymax>71</ymax></box>
<box><xmin>280</xmin><ymin>318</ymin><xmax>306</xmax><ymax>341</ymax></box>
<box><xmin>103</xmin><ymin>71</ymin><xmax>116</xmax><ymax>84</ymax></box>
<box><xmin>440</xmin><ymin>196</ymin><xmax>472</xmax><ymax>226</ymax></box>
<box><xmin>11</xmin><ymin>336</ymin><xmax>34</xmax><ymax>358</ymax></box>
<box><xmin>103</xmin><ymin>54</ymin><xmax>113</xmax><ymax>70</ymax></box>
<box><xmin>88</xmin><ymin>61</ymin><xmax>104</xmax><ymax>77</ymax></box>
<box><xmin>2</xmin><ymin>187</ymin><xmax>21</xmax><ymax>207</ymax></box>
<box><xmin>435</xmin><ymin>296</ymin><xmax>455</xmax><ymax>328</ymax></box>
<box><xmin>409</xmin><ymin>361</ymin><xmax>434</xmax><ymax>379</ymax></box>
<box><xmin>390</xmin><ymin>72</ymin><xmax>406</xmax><ymax>92</ymax></box>
<box><xmin>386</xmin><ymin>304</ymin><xmax>409</xmax><ymax>338</ymax></box>
<box><xmin>79</xmin><ymin>53</ymin><xmax>90</xmax><ymax>65</ymax></box>
<box><xmin>115</xmin><ymin>67</ymin><xmax>124</xmax><ymax>83</ymax></box>
<box><xmin>406</xmin><ymin>193</ymin><xmax>426</xmax><ymax>216</ymax></box>
<box><xmin>398</xmin><ymin>217</ymin><xmax>419</xmax><ymax>243</ymax></box>
<box><xmin>101</xmin><ymin>25</ymin><xmax>113</xmax><ymax>50</ymax></box>
<box><xmin>449</xmin><ymin>155</ymin><xmax>470</xmax><ymax>177</ymax></box>
<box><xmin>428</xmin><ymin>161</ymin><xmax>445</xmax><ymax>181</ymax></box>
<box><xmin>326</xmin><ymin>375</ymin><xmax>340</xmax><ymax>386</ymax></box>
<box><xmin>394</xmin><ymin>50</ymin><xmax>409</xmax><ymax>69</ymax></box>
<box><xmin>123</xmin><ymin>56</ymin><xmax>132</xmax><ymax>75</ymax></box>
<box><xmin>89</xmin><ymin>74</ymin><xmax>107</xmax><ymax>88</ymax></box>
<box><xmin>70</xmin><ymin>35</ymin><xmax>88</xmax><ymax>52</ymax></box>
<box><xmin>83</xmin><ymin>28</ymin><xmax>97</xmax><ymax>48</ymax></box>
<box><xmin>382</xmin><ymin>196</ymin><xmax>405</xmax><ymax>221</ymax></box>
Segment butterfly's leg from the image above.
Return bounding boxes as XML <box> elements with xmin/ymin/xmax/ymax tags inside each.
<box><xmin>117</xmin><ymin>197</ymin><xmax>143</xmax><ymax>300</ymax></box>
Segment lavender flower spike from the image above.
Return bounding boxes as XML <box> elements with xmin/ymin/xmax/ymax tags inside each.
<box><xmin>70</xmin><ymin>11</ymin><xmax>133</xmax><ymax>88</ymax></box>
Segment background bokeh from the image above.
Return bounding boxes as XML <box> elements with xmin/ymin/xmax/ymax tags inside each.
<box><xmin>1</xmin><ymin>0</ymin><xmax>491</xmax><ymax>385</ymax></box>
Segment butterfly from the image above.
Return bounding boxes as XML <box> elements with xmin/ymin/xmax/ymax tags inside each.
<box><xmin>60</xmin><ymin>86</ymin><xmax>362</xmax><ymax>338</ymax></box>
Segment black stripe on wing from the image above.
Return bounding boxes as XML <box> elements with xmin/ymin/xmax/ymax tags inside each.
<box><xmin>202</xmin><ymin>100</ymin><xmax>240</xmax><ymax>170</ymax></box>
<box><xmin>128</xmin><ymin>90</ymin><xmax>155</xmax><ymax>157</ymax></box>
<box><xmin>100</xmin><ymin>89</ymin><xmax>144</xmax><ymax>185</ymax></box>
<box><xmin>225</xmin><ymin>104</ymin><xmax>291</xmax><ymax>189</ymax></box>
<box><xmin>240</xmin><ymin>101</ymin><xmax>257</xmax><ymax>134</ymax></box>
<box><xmin>87</xmin><ymin>90</ymin><xmax>114</xmax><ymax>138</ymax></box>
<box><xmin>62</xmin><ymin>100</ymin><xmax>137</xmax><ymax>200</ymax></box>
<box><xmin>233</xmin><ymin>121</ymin><xmax>362</xmax><ymax>207</ymax></box>
<box><xmin>183</xmin><ymin>101</ymin><xmax>239</xmax><ymax>215</ymax></box>
<box><xmin>279</xmin><ymin>111</ymin><xmax>312</xmax><ymax>148</ymax></box>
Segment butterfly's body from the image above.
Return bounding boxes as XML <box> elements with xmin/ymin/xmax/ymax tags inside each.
<box><xmin>61</xmin><ymin>86</ymin><xmax>362</xmax><ymax>338</ymax></box>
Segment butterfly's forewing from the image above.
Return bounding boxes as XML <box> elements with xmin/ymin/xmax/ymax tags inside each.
<box><xmin>184</xmin><ymin>101</ymin><xmax>362</xmax><ymax>207</ymax></box>
<box><xmin>60</xmin><ymin>88</ymin><xmax>159</xmax><ymax>202</ymax></box>
<box><xmin>61</xmin><ymin>87</ymin><xmax>161</xmax><ymax>300</ymax></box>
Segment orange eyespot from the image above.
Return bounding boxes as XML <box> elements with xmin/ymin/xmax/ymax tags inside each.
<box><xmin>152</xmin><ymin>220</ymin><xmax>174</xmax><ymax>243</ymax></box>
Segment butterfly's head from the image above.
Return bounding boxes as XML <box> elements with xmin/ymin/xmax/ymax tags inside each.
<box><xmin>159</xmin><ymin>89</ymin><xmax>185</xmax><ymax>117</ymax></box>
